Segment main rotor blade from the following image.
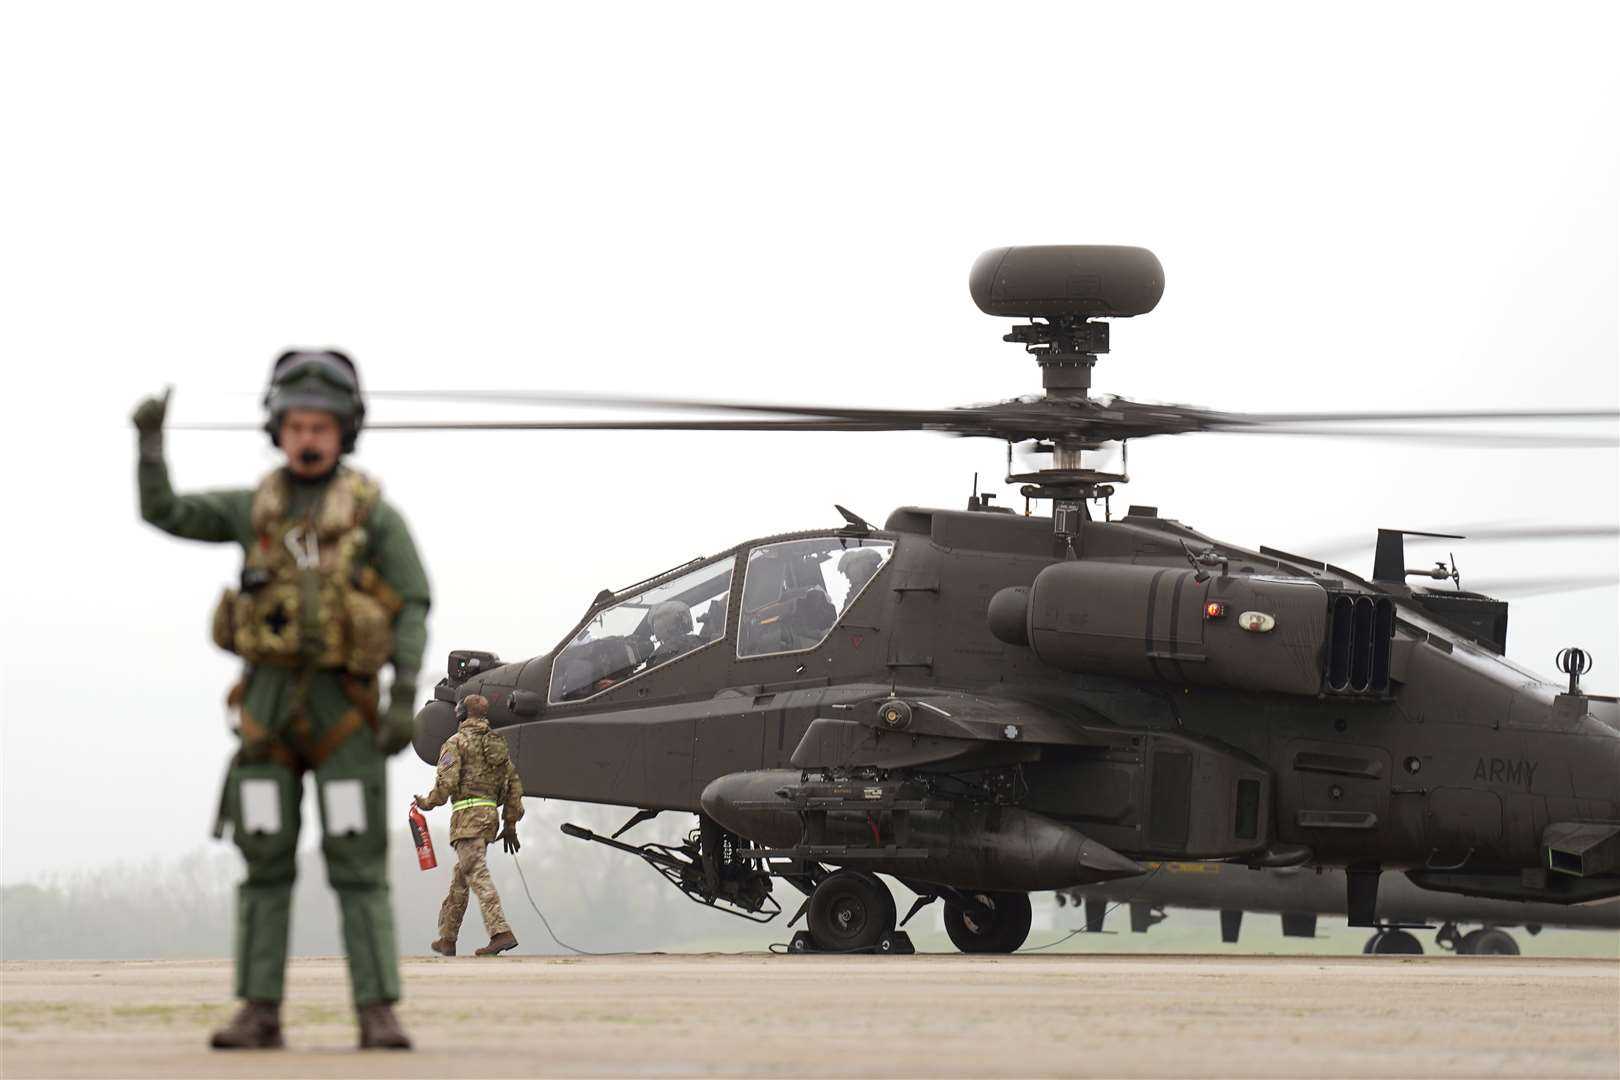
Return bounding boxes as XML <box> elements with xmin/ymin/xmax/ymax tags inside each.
<box><xmin>364</xmin><ymin>389</ymin><xmax>985</xmax><ymax>427</ymax></box>
<box><xmin>174</xmin><ymin>418</ymin><xmax>914</xmax><ymax>433</ymax></box>
<box><xmin>1462</xmin><ymin>574</ymin><xmax>1619</xmax><ymax>599</ymax></box>
<box><xmin>173</xmin><ymin>417</ymin><xmax>1618</xmax><ymax>446</ymax></box>
<box><xmin>1213</xmin><ymin>406</ymin><xmax>1620</xmax><ymax>425</ymax></box>
<box><xmin>1201</xmin><ymin>426</ymin><xmax>1619</xmax><ymax>448</ymax></box>
<box><xmin>1303</xmin><ymin>522</ymin><xmax>1619</xmax><ymax>560</ymax></box>
<box><xmin>185</xmin><ymin>389</ymin><xmax>1619</xmax><ymax>446</ymax></box>
<box><xmin>372</xmin><ymin>389</ymin><xmax>1619</xmax><ymax>426</ymax></box>
<box><xmin>1433</xmin><ymin>524</ymin><xmax>1619</xmax><ymax>542</ymax></box>
<box><xmin>370</xmin><ymin>389</ymin><xmax>1617</xmax><ymax>443</ymax></box>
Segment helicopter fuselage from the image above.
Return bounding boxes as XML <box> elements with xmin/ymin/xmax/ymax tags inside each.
<box><xmin>417</xmin><ymin>504</ymin><xmax>1620</xmax><ymax>909</ymax></box>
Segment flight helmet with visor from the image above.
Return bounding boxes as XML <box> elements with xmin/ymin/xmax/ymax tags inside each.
<box><xmin>262</xmin><ymin>349</ymin><xmax>367</xmax><ymax>453</ymax></box>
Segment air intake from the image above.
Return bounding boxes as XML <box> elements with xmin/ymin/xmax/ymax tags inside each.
<box><xmin>1325</xmin><ymin>594</ymin><xmax>1395</xmax><ymax>695</ymax></box>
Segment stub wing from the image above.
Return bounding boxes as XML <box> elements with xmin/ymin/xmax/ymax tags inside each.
<box><xmin>788</xmin><ymin>691</ymin><xmax>1108</xmax><ymax>771</ymax></box>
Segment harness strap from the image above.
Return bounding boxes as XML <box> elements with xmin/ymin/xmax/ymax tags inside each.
<box><xmin>237</xmin><ymin>706</ymin><xmax>300</xmax><ymax>769</ymax></box>
<box><xmin>355</xmin><ymin>565</ymin><xmax>405</xmax><ymax>616</ymax></box>
<box><xmin>306</xmin><ymin>709</ymin><xmax>367</xmax><ymax>768</ymax></box>
<box><xmin>233</xmin><ymin>673</ymin><xmax>379</xmax><ymax>771</ymax></box>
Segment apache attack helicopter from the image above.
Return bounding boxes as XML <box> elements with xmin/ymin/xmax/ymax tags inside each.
<box><xmin>404</xmin><ymin>245</ymin><xmax>1620</xmax><ymax>954</ymax></box>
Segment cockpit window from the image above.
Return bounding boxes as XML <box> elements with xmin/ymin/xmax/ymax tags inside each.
<box><xmin>737</xmin><ymin>537</ymin><xmax>894</xmax><ymax>658</ymax></box>
<box><xmin>549</xmin><ymin>558</ymin><xmax>734</xmax><ymax>703</ymax></box>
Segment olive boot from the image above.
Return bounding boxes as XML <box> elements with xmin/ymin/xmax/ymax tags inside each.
<box><xmin>357</xmin><ymin>1003</ymin><xmax>412</xmax><ymax>1050</ymax></box>
<box><xmin>475</xmin><ymin>930</ymin><xmax>518</xmax><ymax>956</ymax></box>
<box><xmin>430</xmin><ymin>938</ymin><xmax>456</xmax><ymax>957</ymax></box>
<box><xmin>209</xmin><ymin>1001</ymin><xmax>284</xmax><ymax>1049</ymax></box>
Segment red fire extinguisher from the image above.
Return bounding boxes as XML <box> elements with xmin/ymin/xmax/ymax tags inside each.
<box><xmin>408</xmin><ymin>804</ymin><xmax>437</xmax><ymax>870</ymax></box>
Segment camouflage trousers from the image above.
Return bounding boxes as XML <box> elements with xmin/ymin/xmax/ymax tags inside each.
<box><xmin>437</xmin><ymin>838</ymin><xmax>511</xmax><ymax>941</ymax></box>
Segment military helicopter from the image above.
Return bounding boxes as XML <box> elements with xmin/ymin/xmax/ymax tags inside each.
<box><xmin>401</xmin><ymin>246</ymin><xmax>1620</xmax><ymax>954</ymax></box>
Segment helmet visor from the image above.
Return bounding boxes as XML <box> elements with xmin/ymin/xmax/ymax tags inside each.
<box><xmin>272</xmin><ymin>351</ymin><xmax>358</xmax><ymax>394</ymax></box>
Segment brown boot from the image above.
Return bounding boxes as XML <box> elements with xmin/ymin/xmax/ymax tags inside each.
<box><xmin>430</xmin><ymin>938</ymin><xmax>456</xmax><ymax>957</ymax></box>
<box><xmin>475</xmin><ymin>930</ymin><xmax>518</xmax><ymax>956</ymax></box>
<box><xmin>209</xmin><ymin>1001</ymin><xmax>283</xmax><ymax>1049</ymax></box>
<box><xmin>356</xmin><ymin>1002</ymin><xmax>412</xmax><ymax>1050</ymax></box>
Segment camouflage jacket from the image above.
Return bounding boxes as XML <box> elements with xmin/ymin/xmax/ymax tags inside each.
<box><xmin>420</xmin><ymin>717</ymin><xmax>525</xmax><ymax>843</ymax></box>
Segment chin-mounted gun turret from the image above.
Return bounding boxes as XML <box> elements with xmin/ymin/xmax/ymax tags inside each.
<box><xmin>560</xmin><ymin>815</ymin><xmax>780</xmax><ymax>923</ymax></box>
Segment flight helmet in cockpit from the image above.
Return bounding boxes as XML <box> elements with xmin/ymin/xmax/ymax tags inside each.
<box><xmin>838</xmin><ymin>547</ymin><xmax>884</xmax><ymax>607</ymax></box>
<box><xmin>650</xmin><ymin>600</ymin><xmax>701</xmax><ymax>664</ymax></box>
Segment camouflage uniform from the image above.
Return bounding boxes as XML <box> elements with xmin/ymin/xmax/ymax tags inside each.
<box><xmin>418</xmin><ymin>701</ymin><xmax>524</xmax><ymax>950</ymax></box>
<box><xmin>134</xmin><ymin>356</ymin><xmax>429</xmax><ymax>1045</ymax></box>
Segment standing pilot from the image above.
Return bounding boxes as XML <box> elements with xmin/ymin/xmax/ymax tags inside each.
<box><xmin>132</xmin><ymin>350</ymin><xmax>430</xmax><ymax>1050</ymax></box>
<box><xmin>415</xmin><ymin>694</ymin><xmax>524</xmax><ymax>957</ymax></box>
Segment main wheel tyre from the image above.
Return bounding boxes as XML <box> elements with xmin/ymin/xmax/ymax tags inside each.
<box><xmin>807</xmin><ymin>870</ymin><xmax>893</xmax><ymax>952</ymax></box>
<box><xmin>944</xmin><ymin>891</ymin><xmax>1033</xmax><ymax>954</ymax></box>
<box><xmin>1459</xmin><ymin>928</ymin><xmax>1519</xmax><ymax>955</ymax></box>
<box><xmin>866</xmin><ymin>873</ymin><xmax>899</xmax><ymax>931</ymax></box>
<box><xmin>1369</xmin><ymin>929</ymin><xmax>1423</xmax><ymax>954</ymax></box>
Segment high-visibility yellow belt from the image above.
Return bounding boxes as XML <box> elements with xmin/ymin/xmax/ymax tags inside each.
<box><xmin>452</xmin><ymin>798</ymin><xmax>498</xmax><ymax>812</ymax></box>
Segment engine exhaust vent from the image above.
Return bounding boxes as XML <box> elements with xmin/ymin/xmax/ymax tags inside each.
<box><xmin>1325</xmin><ymin>594</ymin><xmax>1394</xmax><ymax>696</ymax></box>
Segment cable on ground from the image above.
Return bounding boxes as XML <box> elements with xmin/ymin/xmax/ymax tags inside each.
<box><xmin>509</xmin><ymin>850</ymin><xmax>629</xmax><ymax>957</ymax></box>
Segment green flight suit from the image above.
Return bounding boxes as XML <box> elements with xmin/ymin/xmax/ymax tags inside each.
<box><xmin>138</xmin><ymin>454</ymin><xmax>431</xmax><ymax>1006</ymax></box>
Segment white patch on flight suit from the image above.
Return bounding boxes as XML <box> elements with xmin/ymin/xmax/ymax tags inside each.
<box><xmin>239</xmin><ymin>779</ymin><xmax>282</xmax><ymax>835</ymax></box>
<box><xmin>321</xmin><ymin>779</ymin><xmax>367</xmax><ymax>836</ymax></box>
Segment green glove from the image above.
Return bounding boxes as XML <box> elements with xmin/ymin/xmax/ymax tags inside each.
<box><xmin>377</xmin><ymin>670</ymin><xmax>419</xmax><ymax>754</ymax></box>
<box><xmin>132</xmin><ymin>387</ymin><xmax>171</xmax><ymax>463</ymax></box>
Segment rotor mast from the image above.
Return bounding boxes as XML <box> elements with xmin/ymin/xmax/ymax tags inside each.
<box><xmin>1007</xmin><ymin>314</ymin><xmax>1123</xmax><ymax>533</ymax></box>
<box><xmin>969</xmin><ymin>245</ymin><xmax>1164</xmax><ymax>536</ymax></box>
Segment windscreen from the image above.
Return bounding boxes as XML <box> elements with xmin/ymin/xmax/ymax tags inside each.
<box><xmin>549</xmin><ymin>559</ymin><xmax>734</xmax><ymax>702</ymax></box>
<box><xmin>737</xmin><ymin>537</ymin><xmax>893</xmax><ymax>658</ymax></box>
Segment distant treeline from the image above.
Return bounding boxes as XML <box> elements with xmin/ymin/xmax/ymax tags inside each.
<box><xmin>2</xmin><ymin>801</ymin><xmax>779</xmax><ymax>961</ymax></box>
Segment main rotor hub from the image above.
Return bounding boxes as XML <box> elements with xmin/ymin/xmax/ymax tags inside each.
<box><xmin>1004</xmin><ymin>316</ymin><xmax>1109</xmax><ymax>397</ymax></box>
<box><xmin>970</xmin><ymin>245</ymin><xmax>1163</xmax><ymax>513</ymax></box>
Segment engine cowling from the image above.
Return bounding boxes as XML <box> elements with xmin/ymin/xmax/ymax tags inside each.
<box><xmin>989</xmin><ymin>561</ymin><xmax>1382</xmax><ymax>697</ymax></box>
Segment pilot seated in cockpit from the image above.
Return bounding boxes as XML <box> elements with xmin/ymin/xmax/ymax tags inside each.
<box><xmin>837</xmin><ymin>548</ymin><xmax>884</xmax><ymax>610</ymax></box>
<box><xmin>648</xmin><ymin>600</ymin><xmax>702</xmax><ymax>666</ymax></box>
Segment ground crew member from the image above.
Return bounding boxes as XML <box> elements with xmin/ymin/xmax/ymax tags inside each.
<box><xmin>132</xmin><ymin>350</ymin><xmax>430</xmax><ymax>1051</ymax></box>
<box><xmin>415</xmin><ymin>694</ymin><xmax>524</xmax><ymax>957</ymax></box>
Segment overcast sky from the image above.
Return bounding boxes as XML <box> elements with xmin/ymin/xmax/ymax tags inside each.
<box><xmin>2</xmin><ymin>2</ymin><xmax>1616</xmax><ymax>885</ymax></box>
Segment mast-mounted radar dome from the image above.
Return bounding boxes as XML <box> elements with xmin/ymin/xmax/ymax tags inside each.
<box><xmin>969</xmin><ymin>245</ymin><xmax>1165</xmax><ymax>320</ymax></box>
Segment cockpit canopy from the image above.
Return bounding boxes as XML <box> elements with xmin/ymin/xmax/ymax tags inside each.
<box><xmin>549</xmin><ymin>558</ymin><xmax>733</xmax><ymax>702</ymax></box>
<box><xmin>547</xmin><ymin>534</ymin><xmax>894</xmax><ymax>704</ymax></box>
<box><xmin>737</xmin><ymin>537</ymin><xmax>891</xmax><ymax>657</ymax></box>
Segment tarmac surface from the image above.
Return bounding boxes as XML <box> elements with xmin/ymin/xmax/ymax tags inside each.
<box><xmin>2</xmin><ymin>954</ymin><xmax>1617</xmax><ymax>1079</ymax></box>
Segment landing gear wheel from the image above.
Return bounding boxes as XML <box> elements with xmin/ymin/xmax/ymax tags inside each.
<box><xmin>944</xmin><ymin>891</ymin><xmax>1033</xmax><ymax>954</ymax></box>
<box><xmin>863</xmin><ymin>872</ymin><xmax>899</xmax><ymax>932</ymax></box>
<box><xmin>1368</xmin><ymin>929</ymin><xmax>1423</xmax><ymax>954</ymax></box>
<box><xmin>1458</xmin><ymin>928</ymin><xmax>1519</xmax><ymax>955</ymax></box>
<box><xmin>807</xmin><ymin>870</ymin><xmax>893</xmax><ymax>952</ymax></box>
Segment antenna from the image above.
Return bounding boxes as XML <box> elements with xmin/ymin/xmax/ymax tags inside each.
<box><xmin>1556</xmin><ymin>647</ymin><xmax>1592</xmax><ymax>695</ymax></box>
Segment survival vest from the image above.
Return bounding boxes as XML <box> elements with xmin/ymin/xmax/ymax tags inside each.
<box><xmin>212</xmin><ymin>466</ymin><xmax>402</xmax><ymax>674</ymax></box>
